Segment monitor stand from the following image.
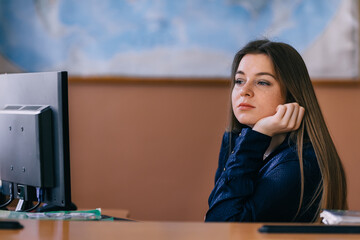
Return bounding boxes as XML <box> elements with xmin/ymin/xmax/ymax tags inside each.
<box><xmin>15</xmin><ymin>200</ymin><xmax>35</xmax><ymax>212</ymax></box>
<box><xmin>15</xmin><ymin>200</ymin><xmax>77</xmax><ymax>212</ymax></box>
<box><xmin>36</xmin><ymin>202</ymin><xmax>77</xmax><ymax>212</ymax></box>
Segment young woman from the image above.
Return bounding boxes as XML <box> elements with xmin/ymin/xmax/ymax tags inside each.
<box><xmin>205</xmin><ymin>40</ymin><xmax>347</xmax><ymax>222</ymax></box>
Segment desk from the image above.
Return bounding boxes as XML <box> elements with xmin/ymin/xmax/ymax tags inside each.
<box><xmin>1</xmin><ymin>220</ymin><xmax>360</xmax><ymax>240</ymax></box>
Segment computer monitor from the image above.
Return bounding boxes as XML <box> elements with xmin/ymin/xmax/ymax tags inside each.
<box><xmin>0</xmin><ymin>71</ymin><xmax>76</xmax><ymax>212</ymax></box>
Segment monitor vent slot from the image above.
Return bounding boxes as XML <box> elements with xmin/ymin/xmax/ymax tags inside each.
<box><xmin>22</xmin><ymin>106</ymin><xmax>42</xmax><ymax>111</ymax></box>
<box><xmin>4</xmin><ymin>105</ymin><xmax>22</xmax><ymax>110</ymax></box>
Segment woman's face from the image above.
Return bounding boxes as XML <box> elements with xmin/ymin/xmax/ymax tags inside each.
<box><xmin>232</xmin><ymin>53</ymin><xmax>286</xmax><ymax>127</ymax></box>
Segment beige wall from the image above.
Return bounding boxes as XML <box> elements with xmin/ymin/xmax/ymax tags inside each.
<box><xmin>315</xmin><ymin>84</ymin><xmax>360</xmax><ymax>211</ymax></box>
<box><xmin>68</xmin><ymin>80</ymin><xmax>360</xmax><ymax>221</ymax></box>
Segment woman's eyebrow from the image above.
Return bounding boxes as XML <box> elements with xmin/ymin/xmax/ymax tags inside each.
<box><xmin>255</xmin><ymin>72</ymin><xmax>277</xmax><ymax>79</ymax></box>
<box><xmin>236</xmin><ymin>70</ymin><xmax>277</xmax><ymax>79</ymax></box>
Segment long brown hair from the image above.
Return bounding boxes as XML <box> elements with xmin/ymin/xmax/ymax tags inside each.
<box><xmin>228</xmin><ymin>40</ymin><xmax>347</xmax><ymax>220</ymax></box>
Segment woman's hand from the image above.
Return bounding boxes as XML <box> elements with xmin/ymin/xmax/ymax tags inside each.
<box><xmin>252</xmin><ymin>103</ymin><xmax>305</xmax><ymax>137</ymax></box>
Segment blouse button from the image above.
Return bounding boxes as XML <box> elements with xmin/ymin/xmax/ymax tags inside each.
<box><xmin>223</xmin><ymin>167</ymin><xmax>226</xmax><ymax>171</ymax></box>
<box><xmin>231</xmin><ymin>151</ymin><xmax>235</xmax><ymax>154</ymax></box>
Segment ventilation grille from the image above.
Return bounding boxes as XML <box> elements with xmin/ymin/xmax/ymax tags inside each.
<box><xmin>3</xmin><ymin>105</ymin><xmax>45</xmax><ymax>111</ymax></box>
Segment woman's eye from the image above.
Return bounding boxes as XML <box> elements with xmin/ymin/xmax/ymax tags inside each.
<box><xmin>235</xmin><ymin>78</ymin><xmax>245</xmax><ymax>84</ymax></box>
<box><xmin>257</xmin><ymin>80</ymin><xmax>270</xmax><ymax>86</ymax></box>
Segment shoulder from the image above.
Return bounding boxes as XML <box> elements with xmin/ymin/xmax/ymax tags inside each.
<box><xmin>281</xmin><ymin>138</ymin><xmax>316</xmax><ymax>162</ymax></box>
<box><xmin>263</xmin><ymin>139</ymin><xmax>318</xmax><ymax>173</ymax></box>
<box><xmin>220</xmin><ymin>130</ymin><xmax>240</xmax><ymax>149</ymax></box>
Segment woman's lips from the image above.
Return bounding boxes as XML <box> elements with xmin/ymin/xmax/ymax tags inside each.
<box><xmin>238</xmin><ymin>103</ymin><xmax>255</xmax><ymax>110</ymax></box>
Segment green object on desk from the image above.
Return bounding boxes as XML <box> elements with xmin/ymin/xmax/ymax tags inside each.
<box><xmin>0</xmin><ymin>208</ymin><xmax>110</xmax><ymax>221</ymax></box>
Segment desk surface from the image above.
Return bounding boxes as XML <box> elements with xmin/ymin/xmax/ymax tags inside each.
<box><xmin>1</xmin><ymin>220</ymin><xmax>360</xmax><ymax>240</ymax></box>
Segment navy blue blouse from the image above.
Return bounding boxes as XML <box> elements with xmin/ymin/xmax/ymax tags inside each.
<box><xmin>205</xmin><ymin>127</ymin><xmax>321</xmax><ymax>222</ymax></box>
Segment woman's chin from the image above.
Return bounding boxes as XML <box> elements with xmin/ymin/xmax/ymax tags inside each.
<box><xmin>237</xmin><ymin>119</ymin><xmax>255</xmax><ymax>128</ymax></box>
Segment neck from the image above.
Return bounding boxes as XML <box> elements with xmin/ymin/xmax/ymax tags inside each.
<box><xmin>263</xmin><ymin>133</ymin><xmax>286</xmax><ymax>159</ymax></box>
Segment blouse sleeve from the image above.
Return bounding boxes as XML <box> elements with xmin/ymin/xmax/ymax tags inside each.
<box><xmin>213</xmin><ymin>132</ymin><xmax>232</xmax><ymax>185</ymax></box>
<box><xmin>205</xmin><ymin>127</ymin><xmax>304</xmax><ymax>222</ymax></box>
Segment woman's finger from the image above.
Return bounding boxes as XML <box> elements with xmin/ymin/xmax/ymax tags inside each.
<box><xmin>288</xmin><ymin>103</ymin><xmax>300</xmax><ymax>129</ymax></box>
<box><xmin>275</xmin><ymin>104</ymin><xmax>286</xmax><ymax>119</ymax></box>
<box><xmin>281</xmin><ymin>103</ymin><xmax>295</xmax><ymax>124</ymax></box>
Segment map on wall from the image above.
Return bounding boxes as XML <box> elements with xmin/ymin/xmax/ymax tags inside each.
<box><xmin>0</xmin><ymin>0</ymin><xmax>358</xmax><ymax>79</ymax></box>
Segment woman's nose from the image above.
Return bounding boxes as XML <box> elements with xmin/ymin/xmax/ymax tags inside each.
<box><xmin>239</xmin><ymin>82</ymin><xmax>253</xmax><ymax>97</ymax></box>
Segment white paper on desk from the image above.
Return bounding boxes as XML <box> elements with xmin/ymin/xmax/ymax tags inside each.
<box><xmin>321</xmin><ymin>210</ymin><xmax>360</xmax><ymax>225</ymax></box>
